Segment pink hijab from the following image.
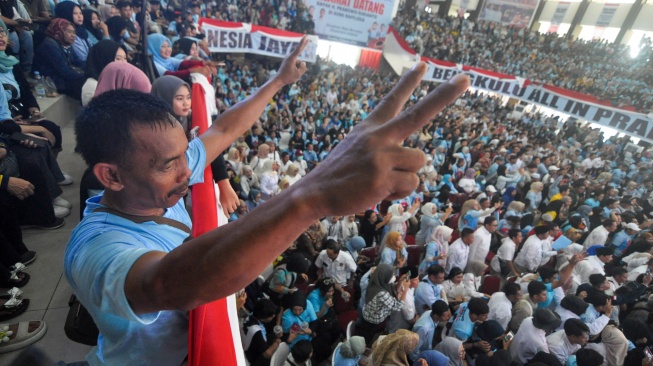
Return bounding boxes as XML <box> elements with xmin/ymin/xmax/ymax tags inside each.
<box><xmin>94</xmin><ymin>62</ymin><xmax>151</xmax><ymax>97</ymax></box>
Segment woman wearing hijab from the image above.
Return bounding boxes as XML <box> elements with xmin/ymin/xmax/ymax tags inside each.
<box><xmin>437</xmin><ymin>174</ymin><xmax>458</xmax><ymax>194</ymax></box>
<box><xmin>333</xmin><ymin>336</ymin><xmax>367</xmax><ymax>366</ymax></box>
<box><xmin>0</xmin><ymin>19</ymin><xmax>64</xmax><ymax>155</ymax></box>
<box><xmin>105</xmin><ymin>16</ymin><xmax>131</xmax><ymax>46</ymax></box>
<box><xmin>419</xmin><ymin>226</ymin><xmax>453</xmax><ymax>276</ymax></box>
<box><xmin>33</xmin><ymin>18</ymin><xmax>85</xmax><ymax>100</ymax></box>
<box><xmin>259</xmin><ymin>159</ymin><xmax>280</xmax><ymax>199</ymax></box>
<box><xmin>243</xmin><ymin>298</ymin><xmax>285</xmax><ymax>366</ymax></box>
<box><xmin>369</xmin><ymin>329</ymin><xmax>419</xmax><ymax>366</ymax></box>
<box><xmin>501</xmin><ymin>187</ymin><xmax>516</xmax><ymax>210</ymax></box>
<box><xmin>281</xmin><ymin>291</ymin><xmax>317</xmax><ymax>347</ymax></box>
<box><xmin>380</xmin><ymin>231</ymin><xmax>408</xmax><ymax>268</ymax></box>
<box><xmin>147</xmin><ymin>33</ymin><xmax>210</xmax><ymax>80</ymax></box>
<box><xmin>174</xmin><ymin>37</ymin><xmax>201</xmax><ymax>60</ymax></box>
<box><xmin>525</xmin><ymin>182</ymin><xmax>544</xmax><ymax>213</ymax></box>
<box><xmin>458</xmin><ymin>168</ymin><xmax>477</xmax><ymax>194</ymax></box>
<box><xmin>495</xmin><ymin>165</ymin><xmax>524</xmax><ymax>191</ymax></box>
<box><xmin>55</xmin><ymin>1</ymin><xmax>93</xmax><ymax>62</ymax></box>
<box><xmin>387</xmin><ymin>202</ymin><xmax>419</xmax><ymax>239</ymax></box>
<box><xmin>83</xmin><ymin>9</ymin><xmax>108</xmax><ymax>45</ymax></box>
<box><xmin>433</xmin><ymin>337</ymin><xmax>465</xmax><ymax>366</ymax></box>
<box><xmin>81</xmin><ymin>40</ymin><xmax>127</xmax><ymax>106</ymax></box>
<box><xmin>504</xmin><ymin>201</ymin><xmax>525</xmax><ymax>219</ymax></box>
<box><xmin>267</xmin><ymin>253</ymin><xmax>310</xmax><ymax>306</ymax></box>
<box><xmin>246</xmin><ymin>188</ymin><xmax>264</xmax><ymax>211</ymax></box>
<box><xmin>360</xmin><ymin>264</ymin><xmax>408</xmax><ymax>344</ymax></box>
<box><xmin>413</xmin><ymin>350</ymin><xmax>449</xmax><ymax>366</ymax></box>
<box><xmin>345</xmin><ymin>236</ymin><xmax>367</xmax><ymax>264</ymax></box>
<box><xmin>416</xmin><ymin>202</ymin><xmax>451</xmax><ymax>247</ymax></box>
<box><xmin>97</xmin><ymin>4</ymin><xmax>117</xmax><ymax>22</ymax></box>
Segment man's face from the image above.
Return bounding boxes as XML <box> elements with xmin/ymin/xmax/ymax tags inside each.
<box><xmin>120</xmin><ymin>5</ymin><xmax>133</xmax><ymax>19</ymax></box>
<box><xmin>326</xmin><ymin>249</ymin><xmax>339</xmax><ymax>261</ymax></box>
<box><xmin>115</xmin><ymin>122</ymin><xmax>191</xmax><ymax>213</ymax></box>
<box><xmin>486</xmin><ymin>221</ymin><xmax>498</xmax><ymax>233</ymax></box>
<box><xmin>599</xmin><ymin>254</ymin><xmax>613</xmax><ymax>263</ymax></box>
<box><xmin>533</xmin><ymin>290</ymin><xmax>548</xmax><ymax>303</ymax></box>
<box><xmin>508</xmin><ymin>289</ymin><xmax>523</xmax><ymax>304</ymax></box>
<box><xmin>462</xmin><ymin>234</ymin><xmax>475</xmax><ymax>245</ymax></box>
<box><xmin>429</xmin><ymin>272</ymin><xmax>445</xmax><ymax>284</ymax></box>
<box><xmin>512</xmin><ymin>232</ymin><xmax>523</xmax><ymax>245</ymax></box>
<box><xmin>434</xmin><ymin>309</ymin><xmax>452</xmax><ymax>323</ymax></box>
<box><xmin>569</xmin><ymin>332</ymin><xmax>589</xmax><ymax>346</ymax></box>
<box><xmin>469</xmin><ymin>312</ymin><xmax>488</xmax><ymax>323</ymax></box>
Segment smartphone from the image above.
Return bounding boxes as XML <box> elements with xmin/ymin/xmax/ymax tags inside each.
<box><xmin>10</xmin><ymin>132</ymin><xmax>47</xmax><ymax>147</ymax></box>
<box><xmin>504</xmin><ymin>331</ymin><xmax>514</xmax><ymax>342</ymax></box>
<box><xmin>645</xmin><ymin>346</ymin><xmax>653</xmax><ymax>361</ymax></box>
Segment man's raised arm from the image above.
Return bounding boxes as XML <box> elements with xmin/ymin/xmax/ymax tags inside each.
<box><xmin>125</xmin><ymin>64</ymin><xmax>471</xmax><ymax>314</ymax></box>
<box><xmin>199</xmin><ymin>38</ymin><xmax>309</xmax><ymax>166</ymax></box>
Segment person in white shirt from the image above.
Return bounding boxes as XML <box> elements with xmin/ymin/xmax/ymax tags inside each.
<box><xmin>583</xmin><ymin>219</ymin><xmax>617</xmax><ymax>250</ymax></box>
<box><xmin>580</xmin><ymin>292</ymin><xmax>629</xmax><ymax>366</ymax></box>
<box><xmin>386</xmin><ymin>266</ymin><xmax>420</xmax><ymax>332</ymax></box>
<box><xmin>514</xmin><ymin>225</ymin><xmax>551</xmax><ymax>273</ymax></box>
<box><xmin>490</xmin><ymin>228</ymin><xmax>521</xmax><ymax>278</ymax></box>
<box><xmin>445</xmin><ymin>228</ymin><xmax>474</xmax><ymax>275</ymax></box>
<box><xmin>321</xmin><ymin>216</ymin><xmax>343</xmax><ymax>243</ymax></box>
<box><xmin>488</xmin><ymin>282</ymin><xmax>523</xmax><ymax>330</ymax></box>
<box><xmin>315</xmin><ymin>240</ymin><xmax>357</xmax><ymax>291</ymax></box>
<box><xmin>249</xmin><ymin>143</ymin><xmax>271</xmax><ymax>176</ymax></box>
<box><xmin>510</xmin><ymin>308</ymin><xmax>562</xmax><ymax>364</ymax></box>
<box><xmin>546</xmin><ymin>318</ymin><xmax>589</xmax><ymax>365</ymax></box>
<box><xmin>468</xmin><ymin>217</ymin><xmax>498</xmax><ymax>269</ymax></box>
<box><xmin>575</xmin><ymin>247</ymin><xmax>613</xmax><ymax>285</ymax></box>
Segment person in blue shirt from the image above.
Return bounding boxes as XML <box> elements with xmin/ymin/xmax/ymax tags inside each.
<box><xmin>281</xmin><ymin>291</ymin><xmax>318</xmax><ymax>347</ymax></box>
<box><xmin>450</xmin><ymin>297</ymin><xmax>489</xmax><ymax>341</ymax></box>
<box><xmin>332</xmin><ymin>336</ymin><xmax>366</xmax><ymax>366</ymax></box>
<box><xmin>411</xmin><ymin>300</ymin><xmax>451</xmax><ymax>361</ymax></box>
<box><xmin>610</xmin><ymin>222</ymin><xmax>640</xmax><ymax>257</ymax></box>
<box><xmin>415</xmin><ymin>264</ymin><xmax>447</xmax><ymax>315</ymax></box>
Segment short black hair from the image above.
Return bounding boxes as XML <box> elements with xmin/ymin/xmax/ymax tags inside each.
<box><xmin>115</xmin><ymin>0</ymin><xmax>132</xmax><ymax>9</ymax></box>
<box><xmin>503</xmin><ymin>282</ymin><xmax>521</xmax><ymax>297</ymax></box>
<box><xmin>291</xmin><ymin>340</ymin><xmax>313</xmax><ymax>363</ymax></box>
<box><xmin>587</xmin><ymin>292</ymin><xmax>610</xmax><ymax>307</ymax></box>
<box><xmin>315</xmin><ymin>277</ymin><xmax>335</xmax><ymax>294</ymax></box>
<box><xmin>564</xmin><ymin>318</ymin><xmax>589</xmax><ymax>338</ymax></box>
<box><xmin>76</xmin><ymin>89</ymin><xmax>174</xmax><ymax>169</ymax></box>
<box><xmin>595</xmin><ymin>246</ymin><xmax>613</xmax><ymax>257</ymax></box>
<box><xmin>612</xmin><ymin>266</ymin><xmax>628</xmax><ymax>278</ymax></box>
<box><xmin>427</xmin><ymin>264</ymin><xmax>446</xmax><ymax>277</ymax></box>
<box><xmin>325</xmin><ymin>239</ymin><xmax>340</xmax><ymax>252</ymax></box>
<box><xmin>589</xmin><ymin>274</ymin><xmax>607</xmax><ymax>288</ymax></box>
<box><xmin>538</xmin><ymin>267</ymin><xmax>558</xmax><ymax>281</ymax></box>
<box><xmin>252</xmin><ymin>298</ymin><xmax>277</xmax><ymax>320</ymax></box>
<box><xmin>575</xmin><ymin>348</ymin><xmax>604</xmax><ymax>366</ymax></box>
<box><xmin>527</xmin><ymin>281</ymin><xmax>547</xmax><ymax>297</ymax></box>
<box><xmin>467</xmin><ymin>297</ymin><xmax>489</xmax><ymax>316</ymax></box>
<box><xmin>431</xmin><ymin>300</ymin><xmax>450</xmax><ymax>317</ymax></box>
<box><xmin>508</xmin><ymin>228</ymin><xmax>521</xmax><ymax>239</ymax></box>
<box><xmin>484</xmin><ymin>216</ymin><xmax>496</xmax><ymax>226</ymax></box>
<box><xmin>461</xmin><ymin>227</ymin><xmax>474</xmax><ymax>238</ymax></box>
<box><xmin>602</xmin><ymin>219</ymin><xmax>615</xmax><ymax>228</ymax></box>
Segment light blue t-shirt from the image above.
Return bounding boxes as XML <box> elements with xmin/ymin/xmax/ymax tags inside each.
<box><xmin>281</xmin><ymin>303</ymin><xmax>318</xmax><ymax>347</ymax></box>
<box><xmin>64</xmin><ymin>138</ymin><xmax>207</xmax><ymax>366</ymax></box>
<box><xmin>451</xmin><ymin>301</ymin><xmax>474</xmax><ymax>341</ymax></box>
<box><xmin>332</xmin><ymin>345</ymin><xmax>361</xmax><ymax>366</ymax></box>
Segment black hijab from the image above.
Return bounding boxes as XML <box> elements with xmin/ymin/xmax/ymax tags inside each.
<box><xmin>83</xmin><ymin>9</ymin><xmax>103</xmax><ymax>41</ymax></box>
<box><xmin>105</xmin><ymin>16</ymin><xmax>129</xmax><ymax>43</ymax></box>
<box><xmin>365</xmin><ymin>263</ymin><xmax>395</xmax><ymax>303</ymax></box>
<box><xmin>85</xmin><ymin>40</ymin><xmax>122</xmax><ymax>79</ymax></box>
<box><xmin>178</xmin><ymin>38</ymin><xmax>197</xmax><ymax>57</ymax></box>
<box><xmin>55</xmin><ymin>2</ymin><xmax>89</xmax><ymax>40</ymax></box>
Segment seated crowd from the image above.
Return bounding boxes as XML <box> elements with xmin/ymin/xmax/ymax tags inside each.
<box><xmin>393</xmin><ymin>10</ymin><xmax>653</xmax><ymax>113</ymax></box>
<box><xmin>1</xmin><ymin>1</ymin><xmax>653</xmax><ymax>365</ymax></box>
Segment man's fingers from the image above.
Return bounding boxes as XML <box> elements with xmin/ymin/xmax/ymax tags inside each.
<box><xmin>368</xmin><ymin>62</ymin><xmax>428</xmax><ymax>122</ymax></box>
<box><xmin>291</xmin><ymin>36</ymin><xmax>309</xmax><ymax>59</ymax></box>
<box><xmin>380</xmin><ymin>73</ymin><xmax>470</xmax><ymax>143</ymax></box>
<box><xmin>387</xmin><ymin>146</ymin><xmax>426</xmax><ymax>173</ymax></box>
<box><xmin>385</xmin><ymin>170</ymin><xmax>420</xmax><ymax>201</ymax></box>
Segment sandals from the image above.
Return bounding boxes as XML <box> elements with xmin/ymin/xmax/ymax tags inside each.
<box><xmin>0</xmin><ymin>321</ymin><xmax>47</xmax><ymax>354</ymax></box>
<box><xmin>0</xmin><ymin>292</ymin><xmax>30</xmax><ymax>322</ymax></box>
<box><xmin>0</xmin><ymin>270</ymin><xmax>30</xmax><ymax>289</ymax></box>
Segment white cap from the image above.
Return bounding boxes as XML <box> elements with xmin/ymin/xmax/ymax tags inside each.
<box><xmin>532</xmin><ymin>173</ymin><xmax>541</xmax><ymax>179</ymax></box>
<box><xmin>548</xmin><ymin>165</ymin><xmax>560</xmax><ymax>171</ymax></box>
<box><xmin>486</xmin><ymin>185</ymin><xmax>497</xmax><ymax>193</ymax></box>
<box><xmin>625</xmin><ymin>223</ymin><xmax>641</xmax><ymax>232</ymax></box>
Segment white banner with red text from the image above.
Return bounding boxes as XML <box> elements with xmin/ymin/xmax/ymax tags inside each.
<box><xmin>199</xmin><ymin>18</ymin><xmax>318</xmax><ymax>62</ymax></box>
<box><xmin>423</xmin><ymin>59</ymin><xmax>653</xmax><ymax>144</ymax></box>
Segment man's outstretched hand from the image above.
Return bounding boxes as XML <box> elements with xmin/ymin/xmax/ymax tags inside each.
<box><xmin>274</xmin><ymin>37</ymin><xmax>309</xmax><ymax>86</ymax></box>
<box><xmin>295</xmin><ymin>63</ymin><xmax>469</xmax><ymax>216</ymax></box>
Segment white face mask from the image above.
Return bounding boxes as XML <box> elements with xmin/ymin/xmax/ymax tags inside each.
<box><xmin>388</xmin><ymin>276</ymin><xmax>396</xmax><ymax>284</ymax></box>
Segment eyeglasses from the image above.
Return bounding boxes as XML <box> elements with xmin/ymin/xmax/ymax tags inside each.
<box><xmin>323</xmin><ymin>278</ymin><xmax>335</xmax><ymax>285</ymax></box>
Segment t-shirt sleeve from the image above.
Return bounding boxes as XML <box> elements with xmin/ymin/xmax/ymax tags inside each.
<box><xmin>187</xmin><ymin>138</ymin><xmax>207</xmax><ymax>185</ymax></box>
<box><xmin>66</xmin><ymin>231</ymin><xmax>161</xmax><ymax>324</ymax></box>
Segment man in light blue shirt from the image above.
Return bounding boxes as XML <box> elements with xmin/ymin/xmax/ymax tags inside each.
<box><xmin>410</xmin><ymin>300</ymin><xmax>451</xmax><ymax>361</ymax></box>
<box><xmin>450</xmin><ymin>298</ymin><xmax>489</xmax><ymax>341</ymax></box>
<box><xmin>415</xmin><ymin>264</ymin><xmax>447</xmax><ymax>315</ymax></box>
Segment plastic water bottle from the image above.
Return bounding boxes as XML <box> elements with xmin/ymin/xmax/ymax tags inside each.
<box><xmin>34</xmin><ymin>72</ymin><xmax>46</xmax><ymax>98</ymax></box>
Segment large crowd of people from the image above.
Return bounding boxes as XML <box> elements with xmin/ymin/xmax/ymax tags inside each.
<box><xmin>1</xmin><ymin>0</ymin><xmax>653</xmax><ymax>366</ymax></box>
<box><xmin>394</xmin><ymin>10</ymin><xmax>653</xmax><ymax>113</ymax></box>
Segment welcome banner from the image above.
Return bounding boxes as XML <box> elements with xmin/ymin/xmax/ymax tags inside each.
<box><xmin>199</xmin><ymin>18</ymin><xmax>318</xmax><ymax>62</ymax></box>
<box><xmin>304</xmin><ymin>0</ymin><xmax>396</xmax><ymax>48</ymax></box>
